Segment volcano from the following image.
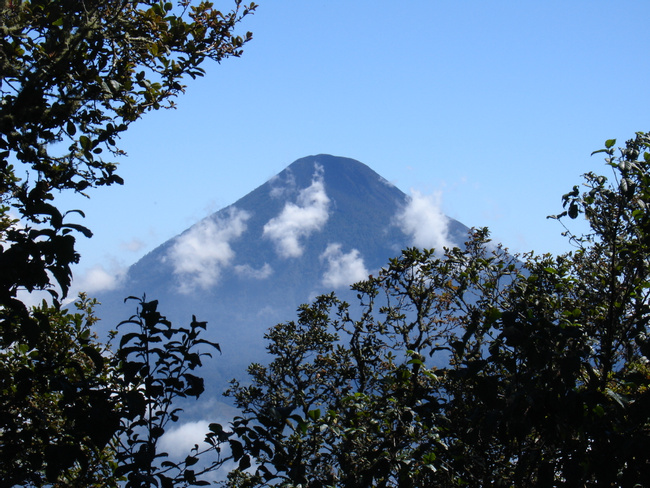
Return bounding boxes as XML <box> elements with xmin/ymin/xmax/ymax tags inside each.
<box><xmin>96</xmin><ymin>154</ymin><xmax>470</xmax><ymax>400</ymax></box>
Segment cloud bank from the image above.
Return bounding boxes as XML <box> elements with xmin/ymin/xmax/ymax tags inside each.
<box><xmin>168</xmin><ymin>207</ymin><xmax>250</xmax><ymax>293</ymax></box>
<box><xmin>320</xmin><ymin>243</ymin><xmax>369</xmax><ymax>288</ymax></box>
<box><xmin>397</xmin><ymin>190</ymin><xmax>453</xmax><ymax>251</ymax></box>
<box><xmin>65</xmin><ymin>262</ymin><xmax>127</xmax><ymax>305</ymax></box>
<box><xmin>263</xmin><ymin>165</ymin><xmax>330</xmax><ymax>258</ymax></box>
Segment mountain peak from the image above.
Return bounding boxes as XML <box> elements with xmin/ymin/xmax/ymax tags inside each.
<box><xmin>271</xmin><ymin>154</ymin><xmax>399</xmax><ymax>210</ymax></box>
<box><xmin>288</xmin><ymin>153</ymin><xmax>369</xmax><ymax>168</ymax></box>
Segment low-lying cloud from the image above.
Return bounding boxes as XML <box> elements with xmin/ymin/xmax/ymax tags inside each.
<box><xmin>168</xmin><ymin>207</ymin><xmax>250</xmax><ymax>293</ymax></box>
<box><xmin>72</xmin><ymin>264</ymin><xmax>126</xmax><ymax>294</ymax></box>
<box><xmin>66</xmin><ymin>262</ymin><xmax>127</xmax><ymax>304</ymax></box>
<box><xmin>320</xmin><ymin>243</ymin><xmax>369</xmax><ymax>288</ymax></box>
<box><xmin>263</xmin><ymin>165</ymin><xmax>330</xmax><ymax>258</ymax></box>
<box><xmin>397</xmin><ymin>190</ymin><xmax>453</xmax><ymax>251</ymax></box>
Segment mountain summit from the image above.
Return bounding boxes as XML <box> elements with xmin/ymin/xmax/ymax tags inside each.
<box><xmin>97</xmin><ymin>155</ymin><xmax>469</xmax><ymax>383</ymax></box>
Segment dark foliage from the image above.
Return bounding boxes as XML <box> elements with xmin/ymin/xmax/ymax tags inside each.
<box><xmin>0</xmin><ymin>0</ymin><xmax>255</xmax><ymax>485</ymax></box>
<box><xmin>0</xmin><ymin>296</ymin><xmax>120</xmax><ymax>487</ymax></box>
<box><xmin>224</xmin><ymin>134</ymin><xmax>650</xmax><ymax>487</ymax></box>
<box><xmin>112</xmin><ymin>297</ymin><xmax>227</xmax><ymax>488</ymax></box>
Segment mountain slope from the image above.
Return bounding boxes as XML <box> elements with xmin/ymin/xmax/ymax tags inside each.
<box><xmin>96</xmin><ymin>154</ymin><xmax>469</xmax><ymax>389</ymax></box>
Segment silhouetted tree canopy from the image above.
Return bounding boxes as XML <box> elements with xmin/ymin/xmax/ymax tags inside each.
<box><xmin>225</xmin><ymin>134</ymin><xmax>650</xmax><ymax>487</ymax></box>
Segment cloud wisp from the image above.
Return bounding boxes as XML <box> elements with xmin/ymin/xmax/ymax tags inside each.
<box><xmin>263</xmin><ymin>165</ymin><xmax>330</xmax><ymax>258</ymax></box>
<box><xmin>234</xmin><ymin>263</ymin><xmax>273</xmax><ymax>280</ymax></box>
<box><xmin>397</xmin><ymin>190</ymin><xmax>453</xmax><ymax>251</ymax></box>
<box><xmin>268</xmin><ymin>168</ymin><xmax>296</xmax><ymax>199</ymax></box>
<box><xmin>320</xmin><ymin>243</ymin><xmax>369</xmax><ymax>289</ymax></box>
<box><xmin>168</xmin><ymin>207</ymin><xmax>250</xmax><ymax>293</ymax></box>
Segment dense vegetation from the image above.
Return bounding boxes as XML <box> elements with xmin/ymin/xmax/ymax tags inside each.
<box><xmin>2</xmin><ymin>1</ymin><xmax>650</xmax><ymax>487</ymax></box>
<box><xmin>0</xmin><ymin>1</ymin><xmax>255</xmax><ymax>486</ymax></box>
<box><xmin>224</xmin><ymin>135</ymin><xmax>650</xmax><ymax>486</ymax></box>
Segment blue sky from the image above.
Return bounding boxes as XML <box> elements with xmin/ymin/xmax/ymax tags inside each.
<box><xmin>59</xmin><ymin>0</ymin><xmax>650</xmax><ymax>294</ymax></box>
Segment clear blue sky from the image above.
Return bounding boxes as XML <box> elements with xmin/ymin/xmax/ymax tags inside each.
<box><xmin>59</xmin><ymin>1</ymin><xmax>650</xmax><ymax>294</ymax></box>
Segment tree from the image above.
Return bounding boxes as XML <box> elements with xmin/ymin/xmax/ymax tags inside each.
<box><xmin>225</xmin><ymin>233</ymin><xmax>518</xmax><ymax>488</ymax></box>
<box><xmin>225</xmin><ymin>133</ymin><xmax>650</xmax><ymax>487</ymax></box>
<box><xmin>0</xmin><ymin>294</ymin><xmax>238</xmax><ymax>487</ymax></box>
<box><xmin>0</xmin><ymin>295</ymin><xmax>121</xmax><ymax>487</ymax></box>
<box><xmin>1</xmin><ymin>0</ymin><xmax>256</xmax><ymax>309</ymax></box>
<box><xmin>0</xmin><ymin>1</ymin><xmax>256</xmax><ymax>484</ymax></box>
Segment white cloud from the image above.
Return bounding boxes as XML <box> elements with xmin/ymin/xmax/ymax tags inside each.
<box><xmin>159</xmin><ymin>420</ymin><xmax>211</xmax><ymax>458</ymax></box>
<box><xmin>397</xmin><ymin>190</ymin><xmax>453</xmax><ymax>251</ymax></box>
<box><xmin>158</xmin><ymin>418</ymin><xmax>241</xmax><ymax>482</ymax></box>
<box><xmin>263</xmin><ymin>165</ymin><xmax>330</xmax><ymax>258</ymax></box>
<box><xmin>234</xmin><ymin>263</ymin><xmax>273</xmax><ymax>279</ymax></box>
<box><xmin>72</xmin><ymin>264</ymin><xmax>126</xmax><ymax>294</ymax></box>
<box><xmin>168</xmin><ymin>207</ymin><xmax>250</xmax><ymax>293</ymax></box>
<box><xmin>320</xmin><ymin>243</ymin><xmax>369</xmax><ymax>288</ymax></box>
<box><xmin>379</xmin><ymin>175</ymin><xmax>397</xmax><ymax>188</ymax></box>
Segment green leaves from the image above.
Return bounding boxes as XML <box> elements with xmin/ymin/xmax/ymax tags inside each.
<box><xmin>224</xmin><ymin>231</ymin><xmax>517</xmax><ymax>487</ymax></box>
<box><xmin>114</xmin><ymin>297</ymin><xmax>226</xmax><ymax>487</ymax></box>
<box><xmin>0</xmin><ymin>0</ymin><xmax>256</xmax><ymax>305</ymax></box>
<box><xmin>0</xmin><ymin>296</ymin><xmax>121</xmax><ymax>487</ymax></box>
<box><xmin>591</xmin><ymin>138</ymin><xmax>617</xmax><ymax>156</ymax></box>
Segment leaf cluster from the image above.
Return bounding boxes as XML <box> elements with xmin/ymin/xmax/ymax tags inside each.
<box><xmin>0</xmin><ymin>0</ymin><xmax>256</xmax><ymax>331</ymax></box>
<box><xmin>224</xmin><ymin>233</ymin><xmax>519</xmax><ymax>487</ymax></box>
<box><xmin>1</xmin><ymin>0</ymin><xmax>255</xmax><ymax>199</ymax></box>
<box><xmin>0</xmin><ymin>294</ymin><xmax>235</xmax><ymax>487</ymax></box>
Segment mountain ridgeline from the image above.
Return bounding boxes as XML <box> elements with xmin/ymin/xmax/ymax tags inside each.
<box><xmin>96</xmin><ymin>155</ymin><xmax>469</xmax><ymax>390</ymax></box>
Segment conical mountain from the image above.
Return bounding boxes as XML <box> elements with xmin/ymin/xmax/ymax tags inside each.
<box><xmin>96</xmin><ymin>155</ymin><xmax>469</xmax><ymax>385</ymax></box>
